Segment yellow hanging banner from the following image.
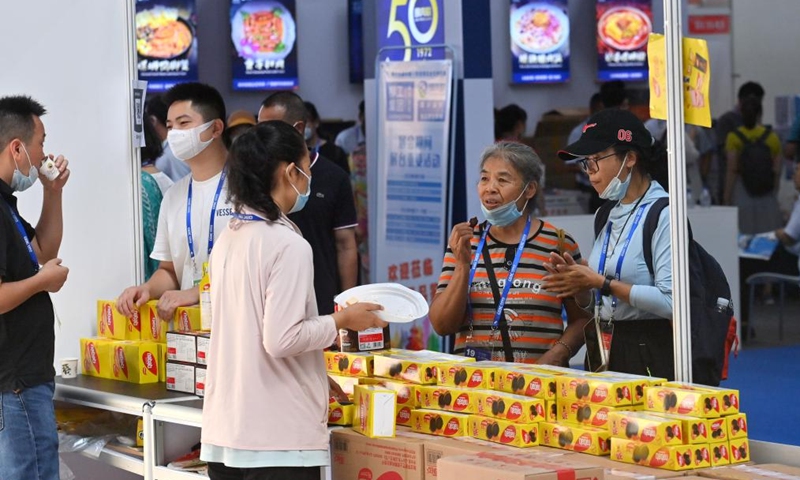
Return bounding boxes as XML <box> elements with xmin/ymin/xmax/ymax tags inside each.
<box><xmin>647</xmin><ymin>34</ymin><xmax>712</xmax><ymax>128</ymax></box>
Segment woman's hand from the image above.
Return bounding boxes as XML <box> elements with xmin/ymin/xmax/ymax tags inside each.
<box><xmin>543</xmin><ymin>252</ymin><xmax>603</xmax><ymax>299</ymax></box>
<box><xmin>333</xmin><ymin>302</ymin><xmax>388</xmax><ymax>332</ymax></box>
<box><xmin>448</xmin><ymin>222</ymin><xmax>474</xmax><ymax>266</ymax></box>
<box><xmin>537</xmin><ymin>345</ymin><xmax>570</xmax><ymax>367</ymax></box>
<box><xmin>328</xmin><ymin>375</ymin><xmax>350</xmax><ymax>403</ymax></box>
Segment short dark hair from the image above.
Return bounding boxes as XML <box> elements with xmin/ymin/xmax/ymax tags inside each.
<box><xmin>146</xmin><ymin>95</ymin><xmax>169</xmax><ymax>127</ymax></box>
<box><xmin>164</xmin><ymin>82</ymin><xmax>226</xmax><ymax>126</ymax></box>
<box><xmin>738</xmin><ymin>82</ymin><xmax>765</xmax><ymax>102</ymax></box>
<box><xmin>304</xmin><ymin>101</ymin><xmax>320</xmax><ymax>123</ymax></box>
<box><xmin>141</xmin><ymin>115</ymin><xmax>164</xmax><ymax>165</ymax></box>
<box><xmin>590</xmin><ymin>93</ymin><xmax>604</xmax><ymax>114</ymax></box>
<box><xmin>260</xmin><ymin>91</ymin><xmax>307</xmax><ymax>125</ymax></box>
<box><xmin>740</xmin><ymin>96</ymin><xmax>763</xmax><ymax>129</ymax></box>
<box><xmin>494</xmin><ymin>104</ymin><xmax>528</xmax><ymax>139</ymax></box>
<box><xmin>601</xmin><ymin>80</ymin><xmax>627</xmax><ymax>108</ymax></box>
<box><xmin>0</xmin><ymin>95</ymin><xmax>47</xmax><ymax>149</ymax></box>
<box><xmin>226</xmin><ymin>120</ymin><xmax>308</xmax><ymax>221</ymax></box>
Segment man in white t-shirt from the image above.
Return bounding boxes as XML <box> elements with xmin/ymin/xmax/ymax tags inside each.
<box><xmin>117</xmin><ymin>83</ymin><xmax>231</xmax><ymax>321</ymax></box>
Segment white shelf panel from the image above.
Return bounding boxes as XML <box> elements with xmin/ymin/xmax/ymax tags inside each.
<box><xmin>79</xmin><ymin>447</ymin><xmax>145</xmax><ymax>476</ymax></box>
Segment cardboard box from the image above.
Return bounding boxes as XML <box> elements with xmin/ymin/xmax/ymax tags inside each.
<box><xmin>97</xmin><ymin>300</ymin><xmax>128</xmax><ymax>340</ymax></box>
<box><xmin>710</xmin><ymin>440</ymin><xmax>731</xmax><ymax>467</ymax></box>
<box><xmin>728</xmin><ymin>438</ymin><xmax>750</xmax><ymax>464</ymax></box>
<box><xmin>380</xmin><ymin>379</ymin><xmax>418</xmax><ymax>409</ymax></box>
<box><xmin>468</xmin><ymin>415</ymin><xmax>539</xmax><ymax>448</ymax></box>
<box><xmin>329</xmin><ymin>374</ymin><xmax>360</xmax><ymax>397</ymax></box>
<box><xmin>695</xmin><ymin>463</ymin><xmax>800</xmax><ymax>480</ymax></box>
<box><xmin>608</xmin><ymin>411</ymin><xmax>685</xmax><ymax>447</ymax></box>
<box><xmin>709</xmin><ymin>417</ymin><xmax>728</xmax><ymax>442</ymax></box>
<box><xmin>165</xmin><ymin>361</ymin><xmax>195</xmax><ymax>394</ymax></box>
<box><xmin>157</xmin><ymin>343</ymin><xmax>167</xmax><ymax>383</ymax></box>
<box><xmin>558</xmin><ymin>400</ymin><xmax>617</xmax><ymax>429</ymax></box>
<box><xmin>166</xmin><ymin>331</ymin><xmax>199</xmax><ymax>363</ymax></box>
<box><xmin>196</xmin><ymin>332</ymin><xmax>210</xmax><ymax>365</ymax></box>
<box><xmin>110</xmin><ymin>341</ymin><xmax>159</xmax><ymax>384</ymax></box>
<box><xmin>173</xmin><ymin>307</ymin><xmax>202</xmax><ymax>332</ymax></box>
<box><xmin>644</xmin><ymin>386</ymin><xmax>720</xmax><ymax>418</ymax></box>
<box><xmin>649</xmin><ymin>412</ymin><xmax>710</xmax><ymax>444</ymax></box>
<box><xmin>139</xmin><ymin>301</ymin><xmax>169</xmax><ymax>343</ymax></box>
<box><xmin>495</xmin><ymin>367</ymin><xmax>559</xmax><ymax>399</ymax></box>
<box><xmin>571</xmin><ymin>453</ymin><xmax>685</xmax><ymax>479</ymax></box>
<box><xmin>328</xmin><ymin>398</ymin><xmax>355</xmax><ymax>426</ymax></box>
<box><xmin>126</xmin><ymin>307</ymin><xmax>142</xmax><ymax>341</ymax></box>
<box><xmin>353</xmin><ymin>385</ymin><xmax>397</xmax><ymax>438</ymax></box>
<box><xmin>324</xmin><ymin>351</ymin><xmax>373</xmax><ymax>377</ymax></box>
<box><xmin>410</xmin><ymin>409</ymin><xmax>469</xmax><ymax>437</ymax></box>
<box><xmin>520</xmin><ymin>364</ymin><xmax>580</xmax><ymax>376</ymax></box>
<box><xmin>438</xmin><ymin>363</ymin><xmax>497</xmax><ymax>389</ymax></box>
<box><xmin>557</xmin><ymin>374</ymin><xmax>634</xmax><ymax>407</ymax></box>
<box><xmin>726</xmin><ymin>413</ymin><xmax>748</xmax><ymax>440</ymax></box>
<box><xmin>419</xmin><ymin>386</ymin><xmax>477</xmax><ymax>414</ymax></box>
<box><xmin>546</xmin><ymin>400</ymin><xmax>557</xmax><ymax>422</ymax></box>
<box><xmin>474</xmin><ymin>390</ymin><xmax>546</xmax><ymax>423</ymax></box>
<box><xmin>373</xmin><ymin>350</ymin><xmax>473</xmax><ymax>385</ymax></box>
<box><xmin>664</xmin><ymin>382</ymin><xmax>740</xmax><ymax>416</ymax></box>
<box><xmin>540</xmin><ymin>422</ymin><xmax>611</xmax><ymax>456</ymax></box>
<box><xmin>80</xmin><ymin>337</ymin><xmax>114</xmax><ymax>378</ymax></box>
<box><xmin>610</xmin><ymin>437</ymin><xmax>711</xmax><ymax>471</ymax></box>
<box><xmin>195</xmin><ymin>365</ymin><xmax>206</xmax><ymax>397</ymax></box>
<box><xmin>437</xmin><ymin>452</ymin><xmax>605</xmax><ymax>480</ymax></box>
<box><xmin>330</xmin><ymin>428</ymin><xmax>425</xmax><ymax>480</ymax></box>
<box><xmin>592</xmin><ymin>371</ymin><xmax>667</xmax><ymax>404</ymax></box>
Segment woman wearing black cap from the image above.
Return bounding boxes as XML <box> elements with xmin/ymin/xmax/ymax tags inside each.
<box><xmin>543</xmin><ymin>109</ymin><xmax>674</xmax><ymax>379</ymax></box>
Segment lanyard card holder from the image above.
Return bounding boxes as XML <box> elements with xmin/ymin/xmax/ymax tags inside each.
<box><xmin>584</xmin><ymin>316</ymin><xmax>614</xmax><ymax>373</ymax></box>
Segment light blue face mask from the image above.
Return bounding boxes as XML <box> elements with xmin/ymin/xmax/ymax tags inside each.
<box><xmin>481</xmin><ymin>183</ymin><xmax>529</xmax><ymax>227</ymax></box>
<box><xmin>288</xmin><ymin>165</ymin><xmax>312</xmax><ymax>214</ymax></box>
<box><xmin>11</xmin><ymin>144</ymin><xmax>39</xmax><ymax>192</ymax></box>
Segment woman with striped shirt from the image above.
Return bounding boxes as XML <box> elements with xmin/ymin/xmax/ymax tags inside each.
<box><xmin>429</xmin><ymin>142</ymin><xmax>590</xmax><ymax>365</ymax></box>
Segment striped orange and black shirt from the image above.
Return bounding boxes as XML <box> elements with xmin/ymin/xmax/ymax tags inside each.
<box><xmin>436</xmin><ymin>220</ymin><xmax>582</xmax><ymax>363</ymax></box>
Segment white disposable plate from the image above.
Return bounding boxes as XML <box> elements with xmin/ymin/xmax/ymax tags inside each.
<box><xmin>334</xmin><ymin>283</ymin><xmax>429</xmax><ymax>324</ymax></box>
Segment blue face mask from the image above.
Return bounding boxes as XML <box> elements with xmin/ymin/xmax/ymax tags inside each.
<box><xmin>11</xmin><ymin>144</ymin><xmax>39</xmax><ymax>192</ymax></box>
<box><xmin>480</xmin><ymin>183</ymin><xmax>529</xmax><ymax>227</ymax></box>
<box><xmin>288</xmin><ymin>165</ymin><xmax>312</xmax><ymax>214</ymax></box>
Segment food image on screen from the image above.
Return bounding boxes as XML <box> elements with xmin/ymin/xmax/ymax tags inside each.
<box><xmin>599</xmin><ymin>7</ymin><xmax>652</xmax><ymax>51</ymax></box>
<box><xmin>231</xmin><ymin>1</ymin><xmax>296</xmax><ymax>61</ymax></box>
<box><xmin>136</xmin><ymin>7</ymin><xmax>193</xmax><ymax>59</ymax></box>
<box><xmin>511</xmin><ymin>3</ymin><xmax>569</xmax><ymax>54</ymax></box>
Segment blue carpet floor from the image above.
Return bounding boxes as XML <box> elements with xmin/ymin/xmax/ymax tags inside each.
<box><xmin>721</xmin><ymin>345</ymin><xmax>800</xmax><ymax>446</ymax></box>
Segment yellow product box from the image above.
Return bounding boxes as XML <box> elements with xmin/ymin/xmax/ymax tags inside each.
<box><xmin>592</xmin><ymin>371</ymin><xmax>667</xmax><ymax>404</ymax></box>
<box><xmin>418</xmin><ymin>385</ymin><xmax>477</xmax><ymax>414</ymax></box>
<box><xmin>649</xmin><ymin>413</ymin><xmax>710</xmax><ymax>444</ymax></box>
<box><xmin>540</xmin><ymin>421</ymin><xmax>611</xmax><ymax>456</ymax></box>
<box><xmin>610</xmin><ymin>437</ymin><xmax>711</xmax><ymax>471</ymax></box>
<box><xmin>352</xmin><ymin>385</ymin><xmax>396</xmax><ymax>438</ymax></box>
<box><xmin>97</xmin><ymin>300</ymin><xmax>128</xmax><ymax>340</ymax></box>
<box><xmin>729</xmin><ymin>437</ymin><xmax>750</xmax><ymax>464</ymax></box>
<box><xmin>80</xmin><ymin>337</ymin><xmax>114</xmax><ymax>379</ymax></box>
<box><xmin>473</xmin><ymin>390</ymin><xmax>545</xmax><ymax>423</ymax></box>
<box><xmin>727</xmin><ymin>413</ymin><xmax>748</xmax><ymax>439</ymax></box>
<box><xmin>139</xmin><ymin>301</ymin><xmax>169</xmax><ymax>343</ymax></box>
<box><xmin>110</xmin><ymin>341</ymin><xmax>160</xmax><ymax>384</ymax></box>
<box><xmin>324</xmin><ymin>351</ymin><xmax>373</xmax><ymax>377</ymax></box>
<box><xmin>494</xmin><ymin>367</ymin><xmax>558</xmax><ymax>399</ymax></box>
<box><xmin>467</xmin><ymin>415</ymin><xmax>539</xmax><ymax>448</ymax></box>
<box><xmin>710</xmin><ymin>440</ymin><xmax>731</xmax><ymax>467</ymax></box>
<box><xmin>199</xmin><ymin>262</ymin><xmax>211</xmax><ymax>331</ymax></box>
<box><xmin>520</xmin><ymin>364</ymin><xmax>580</xmax><ymax>376</ymax></box>
<box><xmin>547</xmin><ymin>400</ymin><xmax>558</xmax><ymax>422</ymax></box>
<box><xmin>328</xmin><ymin>398</ymin><xmax>355</xmax><ymax>426</ymax></box>
<box><xmin>379</xmin><ymin>379</ymin><xmax>417</xmax><ymax>409</ymax></box>
<box><xmin>410</xmin><ymin>409</ymin><xmax>469</xmax><ymax>437</ymax></box>
<box><xmin>608</xmin><ymin>411</ymin><xmax>685</xmax><ymax>447</ymax></box>
<box><xmin>373</xmin><ymin>349</ymin><xmax>474</xmax><ymax>385</ymax></box>
<box><xmin>136</xmin><ymin>418</ymin><xmax>144</xmax><ymax>447</ymax></box>
<box><xmin>395</xmin><ymin>404</ymin><xmax>414</xmax><ymax>426</ymax></box>
<box><xmin>157</xmin><ymin>343</ymin><xmax>167</xmax><ymax>382</ymax></box>
<box><xmin>329</xmin><ymin>374</ymin><xmax>360</xmax><ymax>397</ymax></box>
<box><xmin>437</xmin><ymin>363</ymin><xmax>497</xmax><ymax>389</ymax></box>
<box><xmin>558</xmin><ymin>400</ymin><xmax>617</xmax><ymax>429</ymax></box>
<box><xmin>644</xmin><ymin>386</ymin><xmax>720</xmax><ymax>418</ymax></box>
<box><xmin>174</xmin><ymin>307</ymin><xmax>202</xmax><ymax>332</ymax></box>
<box><xmin>557</xmin><ymin>374</ymin><xmax>635</xmax><ymax>407</ymax></box>
<box><xmin>709</xmin><ymin>416</ymin><xmax>728</xmax><ymax>441</ymax></box>
<box><xmin>664</xmin><ymin>382</ymin><xmax>740</xmax><ymax>416</ymax></box>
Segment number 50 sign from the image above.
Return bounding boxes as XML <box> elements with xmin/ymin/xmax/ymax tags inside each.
<box><xmin>378</xmin><ymin>0</ymin><xmax>444</xmax><ymax>61</ymax></box>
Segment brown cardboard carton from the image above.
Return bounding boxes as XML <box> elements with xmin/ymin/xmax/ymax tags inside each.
<box><xmin>572</xmin><ymin>453</ymin><xmax>685</xmax><ymax>479</ymax></box>
<box><xmin>330</xmin><ymin>428</ymin><xmax>425</xmax><ymax>480</ymax></box>
<box><xmin>437</xmin><ymin>452</ymin><xmax>605</xmax><ymax>480</ymax></box>
<box><xmin>695</xmin><ymin>463</ymin><xmax>800</xmax><ymax>480</ymax></box>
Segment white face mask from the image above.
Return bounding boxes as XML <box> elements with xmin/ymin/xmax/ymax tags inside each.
<box><xmin>11</xmin><ymin>144</ymin><xmax>39</xmax><ymax>192</ymax></box>
<box><xmin>599</xmin><ymin>154</ymin><xmax>632</xmax><ymax>201</ymax></box>
<box><xmin>167</xmin><ymin>120</ymin><xmax>215</xmax><ymax>161</ymax></box>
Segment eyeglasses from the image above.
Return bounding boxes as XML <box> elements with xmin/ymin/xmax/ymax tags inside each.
<box><xmin>578</xmin><ymin>152</ymin><xmax>618</xmax><ymax>174</ymax></box>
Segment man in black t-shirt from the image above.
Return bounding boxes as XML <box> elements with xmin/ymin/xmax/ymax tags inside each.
<box><xmin>0</xmin><ymin>96</ymin><xmax>70</xmax><ymax>480</ymax></box>
<box><xmin>258</xmin><ymin>92</ymin><xmax>358</xmax><ymax>314</ymax></box>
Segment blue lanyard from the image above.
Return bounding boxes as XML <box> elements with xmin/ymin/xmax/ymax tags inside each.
<box><xmin>6</xmin><ymin>204</ymin><xmax>39</xmax><ymax>271</ymax></box>
<box><xmin>596</xmin><ymin>203</ymin><xmax>649</xmax><ymax>310</ymax></box>
<box><xmin>186</xmin><ymin>170</ymin><xmax>227</xmax><ymax>273</ymax></box>
<box><xmin>232</xmin><ymin>212</ymin><xmax>266</xmax><ymax>222</ymax></box>
<box><xmin>468</xmin><ymin>216</ymin><xmax>532</xmax><ymax>330</ymax></box>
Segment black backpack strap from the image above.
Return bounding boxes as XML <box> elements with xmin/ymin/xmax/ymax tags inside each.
<box><xmin>593</xmin><ymin>201</ymin><xmax>615</xmax><ymax>239</ymax></box>
<box><xmin>642</xmin><ymin>197</ymin><xmax>670</xmax><ymax>276</ymax></box>
<box><xmin>731</xmin><ymin>128</ymin><xmax>749</xmax><ymax>145</ymax></box>
<box><xmin>756</xmin><ymin>126</ymin><xmax>772</xmax><ymax>144</ymax></box>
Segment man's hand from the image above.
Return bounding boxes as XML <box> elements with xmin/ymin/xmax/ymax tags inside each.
<box><xmin>157</xmin><ymin>289</ymin><xmax>199</xmax><ymax>321</ymax></box>
<box><xmin>117</xmin><ymin>285</ymin><xmax>152</xmax><ymax>317</ymax></box>
<box><xmin>37</xmin><ymin>258</ymin><xmax>69</xmax><ymax>293</ymax></box>
<box><xmin>40</xmin><ymin>155</ymin><xmax>70</xmax><ymax>192</ymax></box>
<box><xmin>328</xmin><ymin>375</ymin><xmax>350</xmax><ymax>403</ymax></box>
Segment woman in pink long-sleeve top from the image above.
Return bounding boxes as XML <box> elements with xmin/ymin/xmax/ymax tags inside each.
<box><xmin>200</xmin><ymin>120</ymin><xmax>386</xmax><ymax>480</ymax></box>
